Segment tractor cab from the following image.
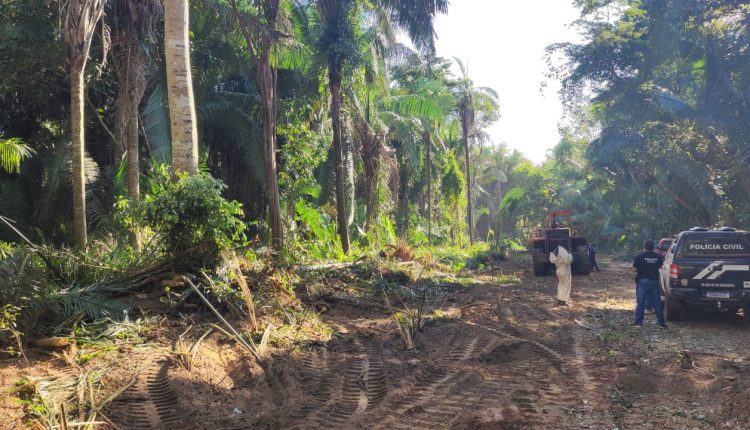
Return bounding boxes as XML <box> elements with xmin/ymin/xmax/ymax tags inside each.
<box><xmin>548</xmin><ymin>210</ymin><xmax>572</xmax><ymax>230</ymax></box>
<box><xmin>529</xmin><ymin>209</ymin><xmax>591</xmax><ymax>276</ymax></box>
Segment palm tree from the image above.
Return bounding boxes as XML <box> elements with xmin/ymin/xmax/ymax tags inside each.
<box><xmin>227</xmin><ymin>0</ymin><xmax>285</xmax><ymax>250</ymax></box>
<box><xmin>316</xmin><ymin>0</ymin><xmax>357</xmax><ymax>253</ymax></box>
<box><xmin>164</xmin><ymin>0</ymin><xmax>199</xmax><ymax>175</ymax></box>
<box><xmin>453</xmin><ymin>58</ymin><xmax>499</xmax><ymax>244</ymax></box>
<box><xmin>111</xmin><ymin>0</ymin><xmax>163</xmax><ymax>199</ymax></box>
<box><xmin>347</xmin><ymin>8</ymin><xmax>396</xmax><ymax>232</ymax></box>
<box><xmin>386</xmin><ymin>52</ymin><xmax>457</xmax><ymax>244</ymax></box>
<box><xmin>316</xmin><ymin>0</ymin><xmax>447</xmax><ymax>252</ymax></box>
<box><xmin>62</xmin><ymin>0</ymin><xmax>105</xmax><ymax>248</ymax></box>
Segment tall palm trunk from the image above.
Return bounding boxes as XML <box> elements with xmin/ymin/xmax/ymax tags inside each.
<box><xmin>164</xmin><ymin>0</ymin><xmax>198</xmax><ymax>175</ymax></box>
<box><xmin>257</xmin><ymin>1</ymin><xmax>283</xmax><ymax>250</ymax></box>
<box><xmin>113</xmin><ymin>32</ymin><xmax>147</xmax><ymax>199</ymax></box>
<box><xmin>70</xmin><ymin>69</ymin><xmax>88</xmax><ymax>248</ymax></box>
<box><xmin>362</xmin><ymin>131</ymin><xmax>383</xmax><ymax>231</ymax></box>
<box><xmin>424</xmin><ymin>130</ymin><xmax>432</xmax><ymax>247</ymax></box>
<box><xmin>63</xmin><ymin>0</ymin><xmax>105</xmax><ymax>249</ymax></box>
<box><xmin>229</xmin><ymin>0</ymin><xmax>283</xmax><ymax>249</ymax></box>
<box><xmin>396</xmin><ymin>145</ymin><xmax>409</xmax><ymax>237</ymax></box>
<box><xmin>258</xmin><ymin>56</ymin><xmax>283</xmax><ymax>249</ymax></box>
<box><xmin>329</xmin><ymin>67</ymin><xmax>350</xmax><ymax>253</ymax></box>
<box><xmin>360</xmin><ymin>86</ymin><xmax>383</xmax><ymax>231</ymax></box>
<box><xmin>462</xmin><ymin>115</ymin><xmax>474</xmax><ymax>244</ymax></box>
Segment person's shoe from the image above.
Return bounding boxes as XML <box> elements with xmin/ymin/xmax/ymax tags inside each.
<box><xmin>631</xmin><ymin>322</ymin><xmax>643</xmax><ymax>327</ymax></box>
<box><xmin>555</xmin><ymin>300</ymin><xmax>565</xmax><ymax>307</ymax></box>
<box><xmin>659</xmin><ymin>323</ymin><xmax>668</xmax><ymax>329</ymax></box>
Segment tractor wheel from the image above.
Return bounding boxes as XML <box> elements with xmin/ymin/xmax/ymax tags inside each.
<box><xmin>573</xmin><ymin>246</ymin><xmax>592</xmax><ymax>276</ymax></box>
<box><xmin>533</xmin><ymin>261</ymin><xmax>548</xmax><ymax>277</ymax></box>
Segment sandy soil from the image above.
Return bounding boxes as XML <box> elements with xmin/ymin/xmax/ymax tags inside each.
<box><xmin>3</xmin><ymin>256</ymin><xmax>750</xmax><ymax>429</ymax></box>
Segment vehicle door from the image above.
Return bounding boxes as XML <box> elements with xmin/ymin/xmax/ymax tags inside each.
<box><xmin>660</xmin><ymin>240</ymin><xmax>677</xmax><ymax>295</ymax></box>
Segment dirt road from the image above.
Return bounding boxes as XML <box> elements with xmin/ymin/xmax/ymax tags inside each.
<box><xmin>245</xmin><ymin>257</ymin><xmax>750</xmax><ymax>429</ymax></box>
<box><xmin>3</xmin><ymin>256</ymin><xmax>750</xmax><ymax>429</ymax></box>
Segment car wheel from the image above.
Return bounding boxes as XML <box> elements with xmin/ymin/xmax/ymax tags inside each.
<box><xmin>743</xmin><ymin>308</ymin><xmax>750</xmax><ymax>326</ymax></box>
<box><xmin>665</xmin><ymin>301</ymin><xmax>681</xmax><ymax>322</ymax></box>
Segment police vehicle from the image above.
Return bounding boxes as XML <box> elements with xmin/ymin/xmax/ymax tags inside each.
<box><xmin>659</xmin><ymin>227</ymin><xmax>750</xmax><ymax>322</ymax></box>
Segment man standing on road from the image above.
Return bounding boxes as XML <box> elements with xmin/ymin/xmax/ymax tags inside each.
<box><xmin>632</xmin><ymin>240</ymin><xmax>666</xmax><ymax>327</ymax></box>
<box><xmin>550</xmin><ymin>245</ymin><xmax>573</xmax><ymax>306</ymax></box>
<box><xmin>588</xmin><ymin>243</ymin><xmax>601</xmax><ymax>272</ymax></box>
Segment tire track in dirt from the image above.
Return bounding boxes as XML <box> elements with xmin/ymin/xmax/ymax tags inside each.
<box><xmin>463</xmin><ymin>320</ymin><xmax>568</xmax><ymax>373</ymax></box>
<box><xmin>462</xmin><ymin>322</ymin><xmax>577</xmax><ymax>428</ymax></box>
<box><xmin>294</xmin><ymin>350</ymin><xmax>331</xmax><ymax>419</ymax></box>
<box><xmin>289</xmin><ymin>321</ymin><xmax>593</xmax><ymax>429</ymax></box>
<box><xmin>107</xmin><ymin>358</ymin><xmax>179</xmax><ymax>430</ymax></box>
<box><xmin>290</xmin><ymin>330</ymin><xmax>488</xmax><ymax>429</ymax></box>
<box><xmin>449</xmin><ymin>321</ymin><xmax>615</xmax><ymax>428</ymax></box>
<box><xmin>287</xmin><ymin>314</ymin><xmax>614</xmax><ymax>428</ymax></box>
<box><xmin>291</xmin><ymin>343</ymin><xmax>389</xmax><ymax>429</ymax></box>
<box><xmin>369</xmin><ymin>332</ymin><xmax>496</xmax><ymax>429</ymax></box>
<box><xmin>374</xmin><ymin>326</ymin><xmax>577</xmax><ymax>429</ymax></box>
<box><xmin>568</xmin><ymin>323</ymin><xmax>617</xmax><ymax>428</ymax></box>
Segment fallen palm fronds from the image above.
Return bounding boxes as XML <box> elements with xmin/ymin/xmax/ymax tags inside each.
<box><xmin>230</xmin><ymin>256</ymin><xmax>258</xmax><ymax>331</ymax></box>
<box><xmin>185</xmin><ymin>276</ymin><xmax>263</xmax><ymax>361</ymax></box>
<box><xmin>15</xmin><ymin>366</ymin><xmax>139</xmax><ymax>430</ymax></box>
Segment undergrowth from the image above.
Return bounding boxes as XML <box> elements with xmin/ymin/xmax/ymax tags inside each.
<box><xmin>0</xmin><ymin>167</ymin><xmax>249</xmax><ymax>344</ymax></box>
<box><xmin>428</xmin><ymin>242</ymin><xmax>507</xmax><ymax>272</ymax></box>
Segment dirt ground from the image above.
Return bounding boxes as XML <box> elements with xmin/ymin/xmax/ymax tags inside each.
<box><xmin>3</xmin><ymin>255</ymin><xmax>750</xmax><ymax>429</ymax></box>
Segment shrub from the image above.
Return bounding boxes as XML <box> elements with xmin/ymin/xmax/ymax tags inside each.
<box><xmin>135</xmin><ymin>166</ymin><xmax>247</xmax><ymax>266</ymax></box>
<box><xmin>293</xmin><ymin>199</ymin><xmax>344</xmax><ymax>261</ymax></box>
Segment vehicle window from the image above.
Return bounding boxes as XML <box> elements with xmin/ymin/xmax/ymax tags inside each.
<box><xmin>660</xmin><ymin>241</ymin><xmax>672</xmax><ymax>250</ymax></box>
<box><xmin>678</xmin><ymin>235</ymin><xmax>750</xmax><ymax>257</ymax></box>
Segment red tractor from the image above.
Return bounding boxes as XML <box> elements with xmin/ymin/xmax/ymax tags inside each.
<box><xmin>529</xmin><ymin>210</ymin><xmax>592</xmax><ymax>277</ymax></box>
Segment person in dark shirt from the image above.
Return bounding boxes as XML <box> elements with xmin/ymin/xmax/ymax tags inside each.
<box><xmin>632</xmin><ymin>240</ymin><xmax>666</xmax><ymax>327</ymax></box>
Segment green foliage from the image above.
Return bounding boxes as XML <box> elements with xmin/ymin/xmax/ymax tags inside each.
<box><xmin>317</xmin><ymin>0</ymin><xmax>364</xmax><ymax>74</ymax></box>
<box><xmin>0</xmin><ymin>137</ymin><xmax>34</xmax><ymax>173</ymax></box>
<box><xmin>293</xmin><ymin>198</ymin><xmax>344</xmax><ymax>260</ymax></box>
<box><xmin>133</xmin><ymin>165</ymin><xmax>247</xmax><ymax>266</ymax></box>
<box><xmin>0</xmin><ymin>241</ymin><xmax>12</xmax><ymax>259</ymax></box>
<box><xmin>496</xmin><ymin>273</ymin><xmax>521</xmax><ymax>285</ymax></box>
<box><xmin>432</xmin><ymin>242</ymin><xmax>493</xmax><ymax>272</ymax></box>
<box><xmin>440</xmin><ymin>150</ymin><xmax>465</xmax><ymax>207</ymax></box>
<box><xmin>544</xmin><ymin>0</ymin><xmax>750</xmax><ymax>253</ymax></box>
<box><xmin>0</xmin><ymin>239</ymin><xmax>156</xmax><ymax>334</ymax></box>
<box><xmin>500</xmin><ymin>187</ymin><xmax>525</xmax><ymax>213</ymax></box>
<box><xmin>0</xmin><ymin>304</ymin><xmax>23</xmax><ymax>356</ymax></box>
<box><xmin>278</xmin><ymin>119</ymin><xmax>329</xmax><ymax>207</ymax></box>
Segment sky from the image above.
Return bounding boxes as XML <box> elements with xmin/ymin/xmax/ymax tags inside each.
<box><xmin>433</xmin><ymin>0</ymin><xmax>583</xmax><ymax>163</ymax></box>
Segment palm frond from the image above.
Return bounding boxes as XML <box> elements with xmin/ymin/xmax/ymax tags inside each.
<box><xmin>140</xmin><ymin>83</ymin><xmax>171</xmax><ymax>163</ymax></box>
<box><xmin>379</xmin><ymin>0</ymin><xmax>448</xmax><ymax>52</ymax></box>
<box><xmin>0</xmin><ymin>137</ymin><xmax>35</xmax><ymax>174</ymax></box>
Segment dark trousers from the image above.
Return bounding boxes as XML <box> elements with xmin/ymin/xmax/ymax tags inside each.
<box><xmin>635</xmin><ymin>278</ymin><xmax>665</xmax><ymax>325</ymax></box>
<box><xmin>589</xmin><ymin>255</ymin><xmax>600</xmax><ymax>271</ymax></box>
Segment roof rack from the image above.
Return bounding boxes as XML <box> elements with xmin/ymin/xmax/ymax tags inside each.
<box><xmin>689</xmin><ymin>227</ymin><xmax>708</xmax><ymax>231</ymax></box>
<box><xmin>715</xmin><ymin>227</ymin><xmax>737</xmax><ymax>232</ymax></box>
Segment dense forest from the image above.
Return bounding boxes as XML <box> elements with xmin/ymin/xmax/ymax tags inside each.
<box><xmin>2</xmin><ymin>0</ymin><xmax>750</xmax><ymax>426</ymax></box>
<box><xmin>2</xmin><ymin>0</ymin><xmax>747</xmax><ymax>262</ymax></box>
<box><xmin>1</xmin><ymin>0</ymin><xmax>748</xmax><ymax>310</ymax></box>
